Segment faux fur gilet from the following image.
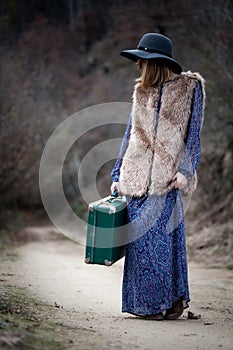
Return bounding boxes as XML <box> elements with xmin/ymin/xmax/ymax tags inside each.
<box><xmin>119</xmin><ymin>71</ymin><xmax>205</xmax><ymax>197</ymax></box>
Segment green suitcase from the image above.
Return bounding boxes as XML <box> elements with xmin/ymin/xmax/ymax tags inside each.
<box><xmin>85</xmin><ymin>194</ymin><xmax>128</xmax><ymax>266</ymax></box>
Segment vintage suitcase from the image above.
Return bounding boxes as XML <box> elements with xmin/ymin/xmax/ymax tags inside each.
<box><xmin>85</xmin><ymin>193</ymin><xmax>128</xmax><ymax>266</ymax></box>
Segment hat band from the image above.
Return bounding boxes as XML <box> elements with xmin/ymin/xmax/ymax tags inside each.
<box><xmin>137</xmin><ymin>46</ymin><xmax>172</xmax><ymax>58</ymax></box>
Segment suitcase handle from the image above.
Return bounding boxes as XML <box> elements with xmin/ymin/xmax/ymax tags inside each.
<box><xmin>111</xmin><ymin>190</ymin><xmax>118</xmax><ymax>198</ymax></box>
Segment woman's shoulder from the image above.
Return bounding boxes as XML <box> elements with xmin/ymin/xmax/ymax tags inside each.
<box><xmin>179</xmin><ymin>71</ymin><xmax>205</xmax><ymax>86</ymax></box>
<box><xmin>171</xmin><ymin>71</ymin><xmax>205</xmax><ymax>99</ymax></box>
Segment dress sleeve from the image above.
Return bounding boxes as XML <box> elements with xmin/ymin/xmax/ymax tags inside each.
<box><xmin>178</xmin><ymin>81</ymin><xmax>204</xmax><ymax>179</ymax></box>
<box><xmin>111</xmin><ymin>111</ymin><xmax>132</xmax><ymax>182</ymax></box>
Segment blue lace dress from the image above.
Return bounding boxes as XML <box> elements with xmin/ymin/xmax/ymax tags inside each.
<box><xmin>111</xmin><ymin>82</ymin><xmax>203</xmax><ymax>316</ymax></box>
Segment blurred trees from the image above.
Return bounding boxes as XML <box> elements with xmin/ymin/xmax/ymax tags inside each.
<box><xmin>0</xmin><ymin>0</ymin><xmax>232</xmax><ymax>212</ymax></box>
<box><xmin>0</xmin><ymin>0</ymin><xmax>110</xmax><ymax>46</ymax></box>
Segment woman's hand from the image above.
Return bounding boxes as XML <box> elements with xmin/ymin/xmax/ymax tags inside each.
<box><xmin>172</xmin><ymin>172</ymin><xmax>188</xmax><ymax>189</ymax></box>
<box><xmin>110</xmin><ymin>182</ymin><xmax>119</xmax><ymax>194</ymax></box>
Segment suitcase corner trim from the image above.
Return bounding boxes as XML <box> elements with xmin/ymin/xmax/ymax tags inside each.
<box><xmin>104</xmin><ymin>259</ymin><xmax>113</xmax><ymax>266</ymax></box>
<box><xmin>85</xmin><ymin>257</ymin><xmax>91</xmax><ymax>264</ymax></box>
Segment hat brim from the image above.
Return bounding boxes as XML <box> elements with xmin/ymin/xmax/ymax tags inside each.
<box><xmin>120</xmin><ymin>49</ymin><xmax>182</xmax><ymax>74</ymax></box>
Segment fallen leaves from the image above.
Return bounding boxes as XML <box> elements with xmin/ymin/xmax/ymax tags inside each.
<box><xmin>54</xmin><ymin>302</ymin><xmax>63</xmax><ymax>308</ymax></box>
<box><xmin>203</xmin><ymin>322</ymin><xmax>214</xmax><ymax>325</ymax></box>
<box><xmin>187</xmin><ymin>311</ymin><xmax>202</xmax><ymax>320</ymax></box>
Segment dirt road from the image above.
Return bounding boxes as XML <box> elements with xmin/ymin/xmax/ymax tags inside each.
<box><xmin>2</xmin><ymin>227</ymin><xmax>233</xmax><ymax>350</ymax></box>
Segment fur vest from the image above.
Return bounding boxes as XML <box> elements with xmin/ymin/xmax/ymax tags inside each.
<box><xmin>119</xmin><ymin>71</ymin><xmax>205</xmax><ymax>197</ymax></box>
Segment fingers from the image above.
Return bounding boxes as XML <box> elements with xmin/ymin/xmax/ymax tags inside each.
<box><xmin>110</xmin><ymin>182</ymin><xmax>119</xmax><ymax>193</ymax></box>
<box><xmin>174</xmin><ymin>181</ymin><xmax>183</xmax><ymax>189</ymax></box>
<box><xmin>173</xmin><ymin>177</ymin><xmax>183</xmax><ymax>189</ymax></box>
<box><xmin>173</xmin><ymin>181</ymin><xmax>180</xmax><ymax>189</ymax></box>
<box><xmin>172</xmin><ymin>172</ymin><xmax>187</xmax><ymax>189</ymax></box>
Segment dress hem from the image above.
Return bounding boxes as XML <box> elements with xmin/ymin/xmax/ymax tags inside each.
<box><xmin>122</xmin><ymin>298</ymin><xmax>190</xmax><ymax>316</ymax></box>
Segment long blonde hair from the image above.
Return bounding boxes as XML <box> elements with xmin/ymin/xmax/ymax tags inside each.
<box><xmin>137</xmin><ymin>59</ymin><xmax>171</xmax><ymax>91</ymax></box>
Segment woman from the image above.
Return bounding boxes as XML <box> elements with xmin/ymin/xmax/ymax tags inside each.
<box><xmin>110</xmin><ymin>33</ymin><xmax>205</xmax><ymax>320</ymax></box>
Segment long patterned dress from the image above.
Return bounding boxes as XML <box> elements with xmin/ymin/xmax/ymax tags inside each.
<box><xmin>111</xmin><ymin>82</ymin><xmax>203</xmax><ymax>315</ymax></box>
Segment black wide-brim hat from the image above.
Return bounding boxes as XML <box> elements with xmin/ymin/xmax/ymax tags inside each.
<box><xmin>120</xmin><ymin>33</ymin><xmax>182</xmax><ymax>74</ymax></box>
